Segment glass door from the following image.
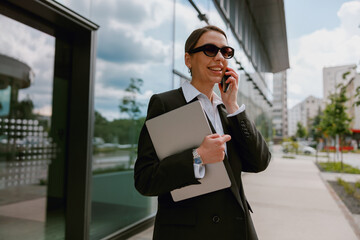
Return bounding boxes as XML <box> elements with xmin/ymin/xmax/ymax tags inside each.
<box><xmin>0</xmin><ymin>14</ymin><xmax>66</xmax><ymax>239</ymax></box>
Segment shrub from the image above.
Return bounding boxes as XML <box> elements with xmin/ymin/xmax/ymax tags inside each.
<box><xmin>318</xmin><ymin>162</ymin><xmax>360</xmax><ymax>174</ymax></box>
<box><xmin>355</xmin><ymin>181</ymin><xmax>360</xmax><ymax>189</ymax></box>
<box><xmin>354</xmin><ymin>192</ymin><xmax>360</xmax><ymax>201</ymax></box>
<box><xmin>39</xmin><ymin>178</ymin><xmax>47</xmax><ymax>186</ymax></box>
<box><xmin>93</xmin><ymin>164</ymin><xmax>128</xmax><ymax>175</ymax></box>
<box><xmin>337</xmin><ymin>178</ymin><xmax>355</xmax><ymax>195</ymax></box>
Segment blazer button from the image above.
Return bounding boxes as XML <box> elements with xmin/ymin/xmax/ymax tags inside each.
<box><xmin>212</xmin><ymin>215</ymin><xmax>220</xmax><ymax>223</ymax></box>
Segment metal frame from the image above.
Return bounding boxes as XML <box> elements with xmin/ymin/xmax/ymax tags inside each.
<box><xmin>105</xmin><ymin>215</ymin><xmax>155</xmax><ymax>240</ymax></box>
<box><xmin>0</xmin><ymin>0</ymin><xmax>98</xmax><ymax>239</ymax></box>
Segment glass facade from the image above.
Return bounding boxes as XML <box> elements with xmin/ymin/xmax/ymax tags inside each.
<box><xmin>56</xmin><ymin>0</ymin><xmax>274</xmax><ymax>238</ymax></box>
<box><xmin>0</xmin><ymin>14</ymin><xmax>66</xmax><ymax>239</ymax></box>
<box><xmin>1</xmin><ymin>0</ymin><xmax>279</xmax><ymax>239</ymax></box>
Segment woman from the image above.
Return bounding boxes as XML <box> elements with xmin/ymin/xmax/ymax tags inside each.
<box><xmin>135</xmin><ymin>25</ymin><xmax>271</xmax><ymax>240</ymax></box>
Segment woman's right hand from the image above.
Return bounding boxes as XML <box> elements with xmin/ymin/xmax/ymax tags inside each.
<box><xmin>196</xmin><ymin>134</ymin><xmax>231</xmax><ymax>164</ymax></box>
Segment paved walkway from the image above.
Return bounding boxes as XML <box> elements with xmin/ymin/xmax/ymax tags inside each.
<box><xmin>244</xmin><ymin>156</ymin><xmax>359</xmax><ymax>240</ymax></box>
<box><xmin>130</xmin><ymin>154</ymin><xmax>360</xmax><ymax>240</ymax></box>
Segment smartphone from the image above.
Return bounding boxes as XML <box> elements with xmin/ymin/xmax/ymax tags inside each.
<box><xmin>221</xmin><ymin>71</ymin><xmax>230</xmax><ymax>93</ymax></box>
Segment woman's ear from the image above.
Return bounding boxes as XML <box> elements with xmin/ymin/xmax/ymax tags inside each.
<box><xmin>184</xmin><ymin>52</ymin><xmax>192</xmax><ymax>70</ymax></box>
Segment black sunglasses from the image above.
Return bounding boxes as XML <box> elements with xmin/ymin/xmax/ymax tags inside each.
<box><xmin>188</xmin><ymin>44</ymin><xmax>234</xmax><ymax>59</ymax></box>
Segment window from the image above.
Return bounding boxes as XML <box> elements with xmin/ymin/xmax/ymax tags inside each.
<box><xmin>0</xmin><ymin>1</ymin><xmax>98</xmax><ymax>239</ymax></box>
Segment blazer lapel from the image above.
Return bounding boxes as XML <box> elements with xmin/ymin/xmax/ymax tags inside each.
<box><xmin>217</xmin><ymin>104</ymin><xmax>242</xmax><ymax>178</ymax></box>
<box><xmin>204</xmin><ymin>111</ymin><xmax>245</xmax><ymax>213</ymax></box>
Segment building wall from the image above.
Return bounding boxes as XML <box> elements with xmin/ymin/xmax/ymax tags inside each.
<box><xmin>345</xmin><ymin>72</ymin><xmax>360</xmax><ymax>130</ymax></box>
<box><xmin>288</xmin><ymin>95</ymin><xmax>322</xmax><ymax>137</ymax></box>
<box><xmin>323</xmin><ymin>64</ymin><xmax>360</xmax><ymax>132</ymax></box>
<box><xmin>323</xmin><ymin>64</ymin><xmax>357</xmax><ymax>102</ymax></box>
<box><xmin>288</xmin><ymin>103</ymin><xmax>303</xmax><ymax>137</ymax></box>
<box><xmin>0</xmin><ymin>0</ymin><xmax>288</xmax><ymax>239</ymax></box>
<box><xmin>272</xmin><ymin>71</ymin><xmax>288</xmax><ymax>141</ymax></box>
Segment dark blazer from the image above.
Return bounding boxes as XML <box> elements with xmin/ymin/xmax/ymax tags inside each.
<box><xmin>134</xmin><ymin>88</ymin><xmax>271</xmax><ymax>240</ymax></box>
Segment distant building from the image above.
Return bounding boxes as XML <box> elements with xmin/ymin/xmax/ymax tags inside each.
<box><xmin>288</xmin><ymin>102</ymin><xmax>304</xmax><ymax>137</ymax></box>
<box><xmin>340</xmin><ymin>69</ymin><xmax>360</xmax><ymax>130</ymax></box>
<box><xmin>323</xmin><ymin>64</ymin><xmax>357</xmax><ymax>102</ymax></box>
<box><xmin>288</xmin><ymin>95</ymin><xmax>323</xmax><ymax>137</ymax></box>
<box><xmin>344</xmin><ymin>70</ymin><xmax>360</xmax><ymax>148</ymax></box>
<box><xmin>323</xmin><ymin>64</ymin><xmax>360</xmax><ymax>148</ymax></box>
<box><xmin>0</xmin><ymin>53</ymin><xmax>33</xmax><ymax>117</ymax></box>
<box><xmin>272</xmin><ymin>71</ymin><xmax>288</xmax><ymax>142</ymax></box>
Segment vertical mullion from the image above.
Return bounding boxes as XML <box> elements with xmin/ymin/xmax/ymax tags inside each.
<box><xmin>65</xmin><ymin>29</ymin><xmax>94</xmax><ymax>240</ymax></box>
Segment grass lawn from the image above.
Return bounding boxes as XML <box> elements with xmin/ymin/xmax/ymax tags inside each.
<box><xmin>318</xmin><ymin>161</ymin><xmax>360</xmax><ymax>174</ymax></box>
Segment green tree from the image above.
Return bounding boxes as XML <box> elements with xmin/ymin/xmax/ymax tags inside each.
<box><xmin>296</xmin><ymin>122</ymin><xmax>307</xmax><ymax>139</ymax></box>
<box><xmin>95</xmin><ymin>110</ymin><xmax>108</xmax><ymax>125</ymax></box>
<box><xmin>119</xmin><ymin>78</ymin><xmax>145</xmax><ymax>167</ymax></box>
<box><xmin>93</xmin><ymin>111</ymin><xmax>145</xmax><ymax>145</ymax></box>
<box><xmin>355</xmin><ymin>85</ymin><xmax>360</xmax><ymax>107</ymax></box>
<box><xmin>119</xmin><ymin>78</ymin><xmax>144</xmax><ymax>120</ymax></box>
<box><xmin>309</xmin><ymin>109</ymin><xmax>323</xmax><ymax>141</ymax></box>
<box><xmin>12</xmin><ymin>97</ymin><xmax>35</xmax><ymax>119</ymax></box>
<box><xmin>342</xmin><ymin>68</ymin><xmax>359</xmax><ymax>106</ymax></box>
<box><xmin>319</xmin><ymin>84</ymin><xmax>352</xmax><ymax>165</ymax></box>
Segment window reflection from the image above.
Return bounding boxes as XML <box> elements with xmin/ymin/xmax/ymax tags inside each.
<box><xmin>54</xmin><ymin>0</ymin><xmax>275</xmax><ymax>238</ymax></box>
<box><xmin>87</xmin><ymin>0</ymin><xmax>176</xmax><ymax>237</ymax></box>
<box><xmin>0</xmin><ymin>14</ymin><xmax>59</xmax><ymax>240</ymax></box>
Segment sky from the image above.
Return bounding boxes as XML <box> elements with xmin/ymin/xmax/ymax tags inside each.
<box><xmin>1</xmin><ymin>0</ymin><xmax>360</xmax><ymax>119</ymax></box>
<box><xmin>284</xmin><ymin>0</ymin><xmax>360</xmax><ymax>108</ymax></box>
<box><xmin>0</xmin><ymin>0</ymin><xmax>228</xmax><ymax>120</ymax></box>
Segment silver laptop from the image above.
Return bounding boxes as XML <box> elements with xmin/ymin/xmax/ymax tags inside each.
<box><xmin>145</xmin><ymin>101</ymin><xmax>231</xmax><ymax>202</ymax></box>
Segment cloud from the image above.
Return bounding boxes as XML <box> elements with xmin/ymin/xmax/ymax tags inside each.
<box><xmin>97</xmin><ymin>22</ymin><xmax>170</xmax><ymax>63</ymax></box>
<box><xmin>33</xmin><ymin>105</ymin><xmax>52</xmax><ymax>117</ymax></box>
<box><xmin>287</xmin><ymin>0</ymin><xmax>360</xmax><ymax>108</ymax></box>
<box><xmin>94</xmin><ymin>79</ymin><xmax>154</xmax><ymax>120</ymax></box>
<box><xmin>91</xmin><ymin>0</ymin><xmax>173</xmax><ymax>64</ymax></box>
<box><xmin>338</xmin><ymin>1</ymin><xmax>360</xmax><ymax>33</ymax></box>
<box><xmin>0</xmin><ymin>0</ymin><xmax>234</xmax><ymax>121</ymax></box>
<box><xmin>0</xmin><ymin>15</ymin><xmax>55</xmax><ymax>114</ymax></box>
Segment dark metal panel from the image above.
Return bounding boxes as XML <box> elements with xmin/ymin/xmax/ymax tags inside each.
<box><xmin>247</xmin><ymin>0</ymin><xmax>289</xmax><ymax>72</ymax></box>
<box><xmin>0</xmin><ymin>0</ymin><xmax>98</xmax><ymax>38</ymax></box>
<box><xmin>214</xmin><ymin>0</ymin><xmax>289</xmax><ymax>73</ymax></box>
<box><xmin>0</xmin><ymin>0</ymin><xmax>55</xmax><ymax>35</ymax></box>
<box><xmin>107</xmin><ymin>216</ymin><xmax>155</xmax><ymax>240</ymax></box>
<box><xmin>64</xmin><ymin>28</ymin><xmax>96</xmax><ymax>240</ymax></box>
<box><xmin>7</xmin><ymin>0</ymin><xmax>98</xmax><ymax>31</ymax></box>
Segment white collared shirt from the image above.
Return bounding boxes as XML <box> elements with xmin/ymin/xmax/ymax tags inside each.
<box><xmin>181</xmin><ymin>81</ymin><xmax>245</xmax><ymax>178</ymax></box>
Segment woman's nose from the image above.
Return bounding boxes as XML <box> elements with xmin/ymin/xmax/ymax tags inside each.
<box><xmin>213</xmin><ymin>50</ymin><xmax>225</xmax><ymax>61</ymax></box>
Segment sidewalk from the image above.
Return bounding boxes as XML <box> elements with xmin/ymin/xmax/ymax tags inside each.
<box><xmin>130</xmin><ymin>155</ymin><xmax>360</xmax><ymax>240</ymax></box>
<box><xmin>244</xmin><ymin>155</ymin><xmax>359</xmax><ymax>240</ymax></box>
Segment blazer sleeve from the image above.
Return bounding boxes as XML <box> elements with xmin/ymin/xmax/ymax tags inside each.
<box><xmin>228</xmin><ymin>110</ymin><xmax>271</xmax><ymax>173</ymax></box>
<box><xmin>134</xmin><ymin>94</ymin><xmax>200</xmax><ymax>196</ymax></box>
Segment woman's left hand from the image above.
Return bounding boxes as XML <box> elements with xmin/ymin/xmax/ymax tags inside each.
<box><xmin>218</xmin><ymin>67</ymin><xmax>240</xmax><ymax>114</ymax></box>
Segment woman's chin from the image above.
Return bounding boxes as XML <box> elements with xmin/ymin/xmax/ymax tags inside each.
<box><xmin>213</xmin><ymin>78</ymin><xmax>222</xmax><ymax>84</ymax></box>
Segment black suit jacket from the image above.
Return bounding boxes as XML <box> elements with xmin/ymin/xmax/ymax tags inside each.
<box><xmin>134</xmin><ymin>88</ymin><xmax>271</xmax><ymax>240</ymax></box>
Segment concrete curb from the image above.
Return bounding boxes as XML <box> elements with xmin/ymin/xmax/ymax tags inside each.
<box><xmin>319</xmin><ymin>171</ymin><xmax>360</xmax><ymax>239</ymax></box>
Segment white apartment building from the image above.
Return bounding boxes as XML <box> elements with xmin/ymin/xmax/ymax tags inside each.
<box><xmin>323</xmin><ymin>64</ymin><xmax>360</xmax><ymax>128</ymax></box>
<box><xmin>345</xmin><ymin>72</ymin><xmax>360</xmax><ymax>131</ymax></box>
<box><xmin>323</xmin><ymin>64</ymin><xmax>357</xmax><ymax>102</ymax></box>
<box><xmin>288</xmin><ymin>103</ymin><xmax>304</xmax><ymax>138</ymax></box>
<box><xmin>272</xmin><ymin>71</ymin><xmax>288</xmax><ymax>142</ymax></box>
<box><xmin>288</xmin><ymin>95</ymin><xmax>323</xmax><ymax>137</ymax></box>
<box><xmin>323</xmin><ymin>64</ymin><xmax>360</xmax><ymax>148</ymax></box>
